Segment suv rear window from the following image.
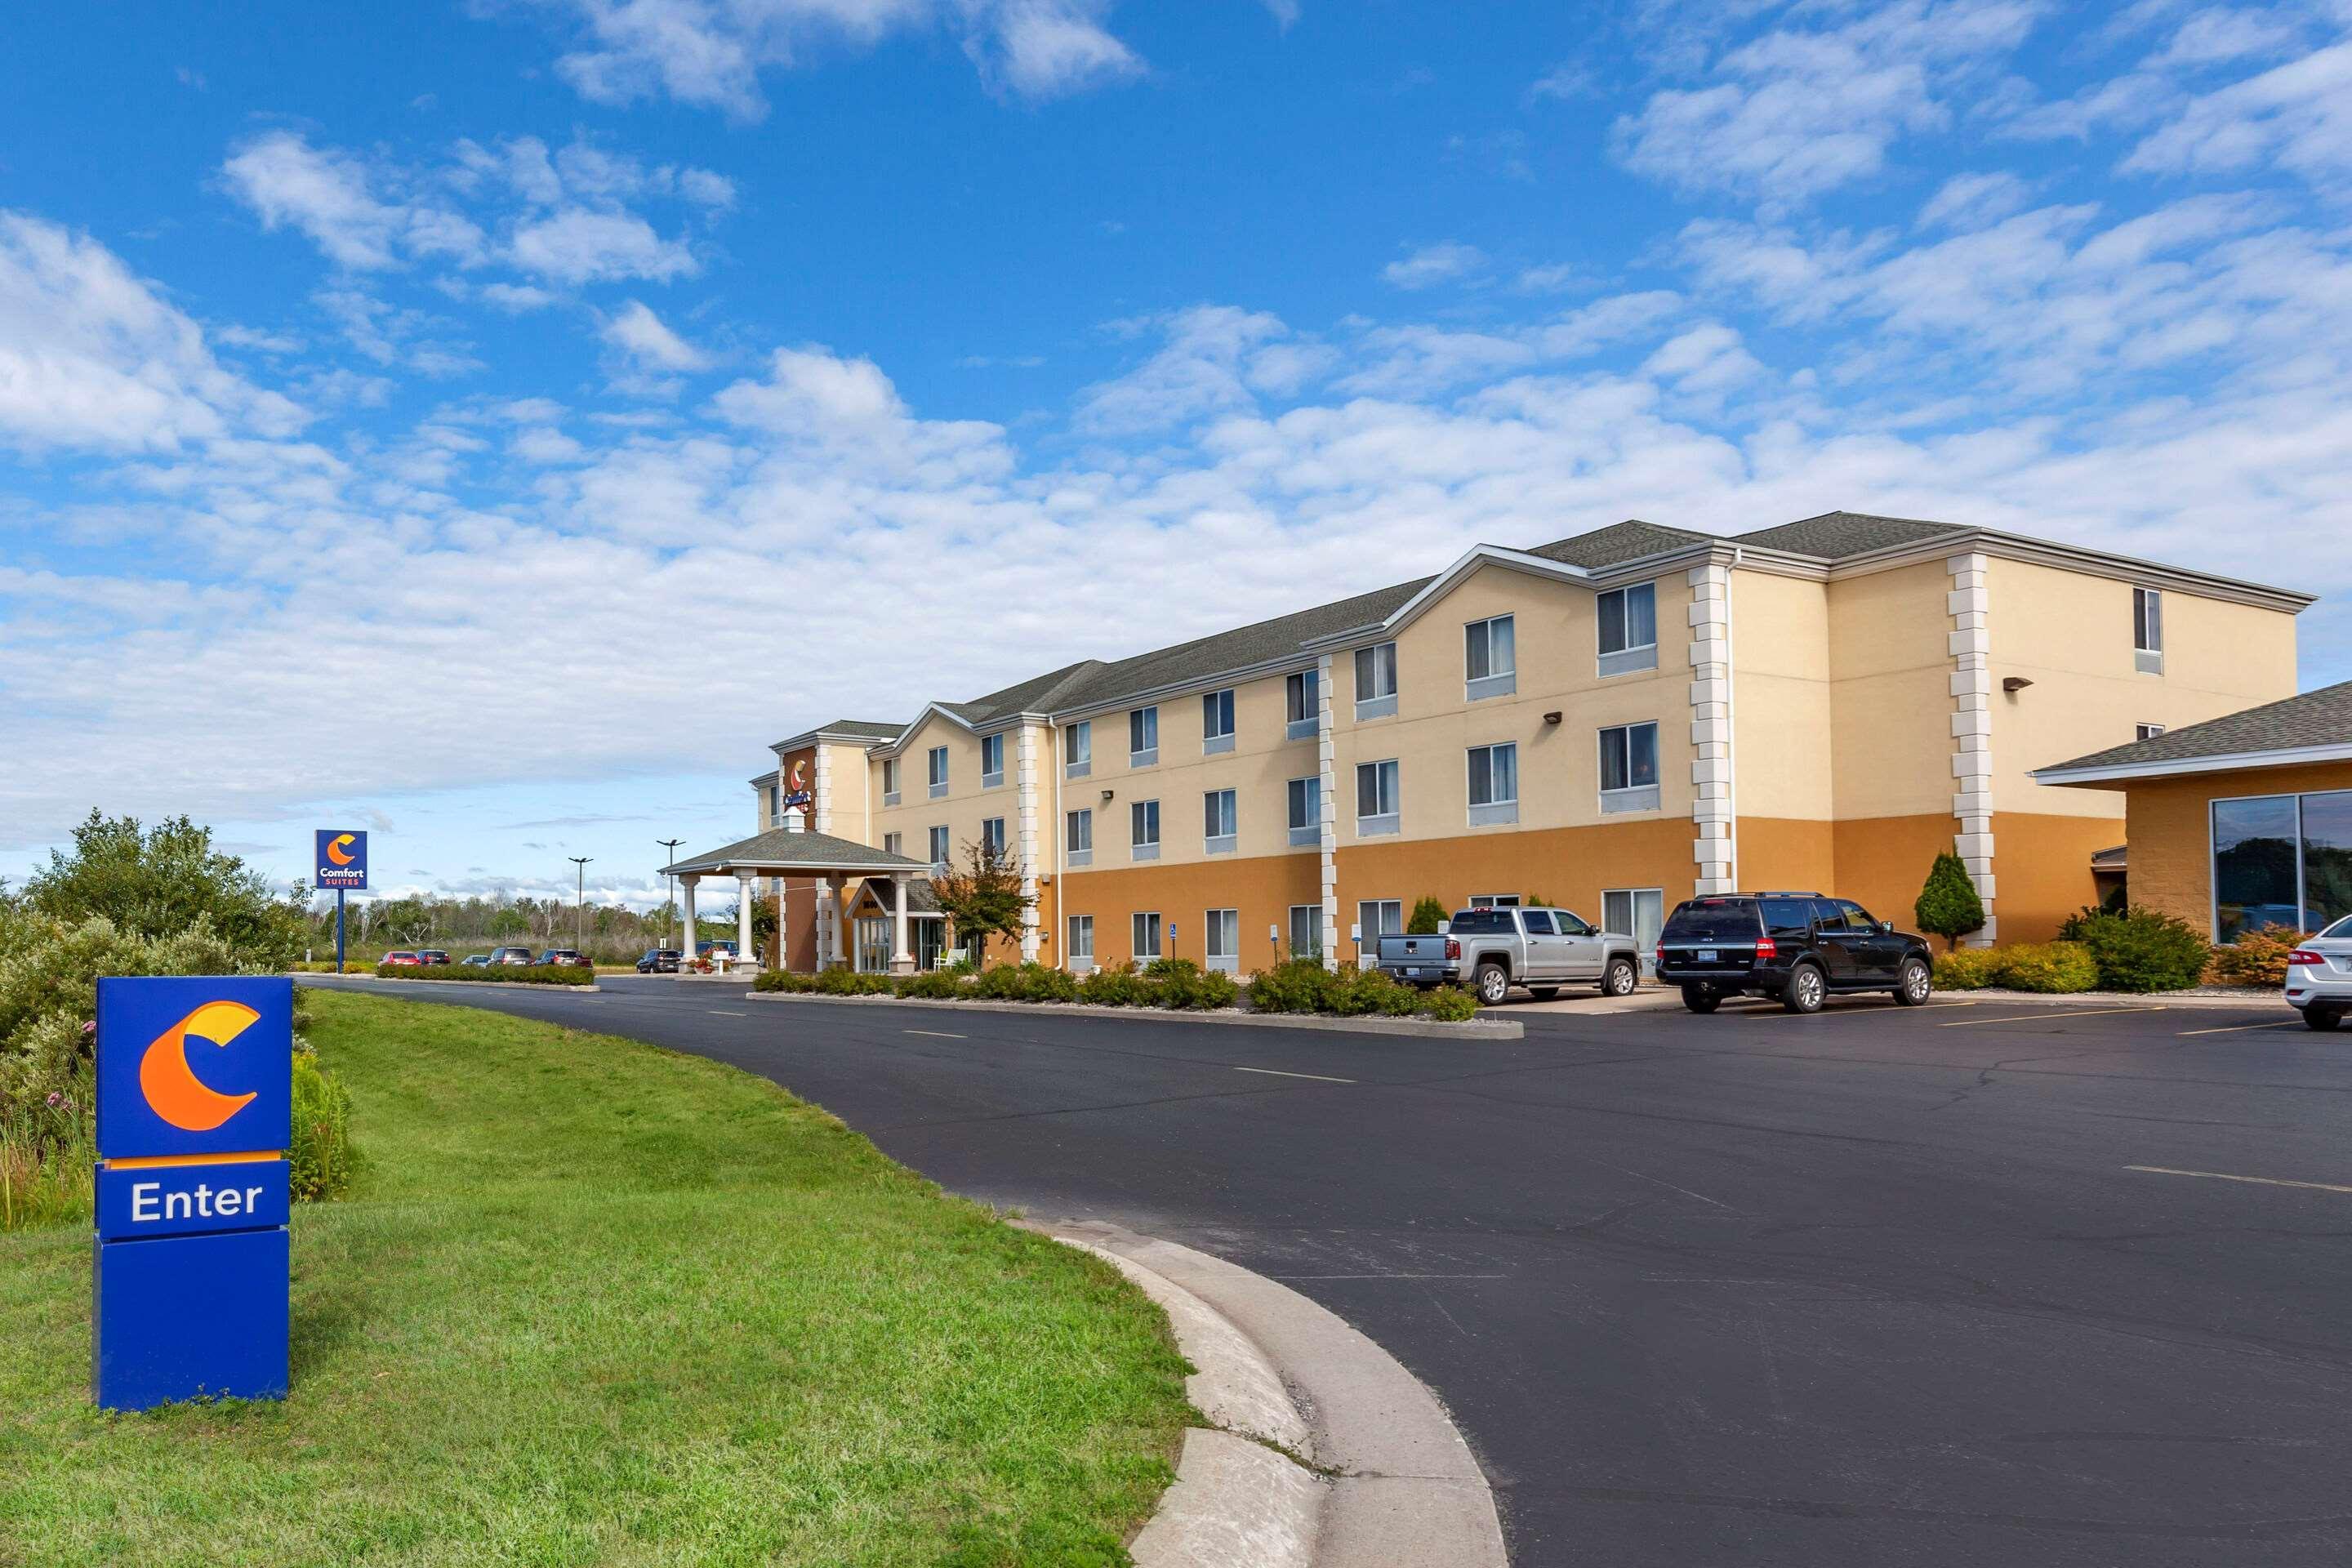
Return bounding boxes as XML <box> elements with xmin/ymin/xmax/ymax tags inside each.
<box><xmin>1448</xmin><ymin>910</ymin><xmax>1517</xmax><ymax>935</ymax></box>
<box><xmin>1662</xmin><ymin>899</ymin><xmax>1761</xmax><ymax>941</ymax></box>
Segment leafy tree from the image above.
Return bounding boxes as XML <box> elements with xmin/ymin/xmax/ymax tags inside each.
<box><xmin>1913</xmin><ymin>851</ymin><xmax>1987</xmax><ymax>951</ymax></box>
<box><xmin>373</xmin><ymin>897</ymin><xmax>434</xmax><ymax>946</ymax></box>
<box><xmin>931</xmin><ymin>839</ymin><xmax>1033</xmax><ymax>963</ymax></box>
<box><xmin>1406</xmin><ymin>897</ymin><xmax>1449</xmax><ymax>934</ymax></box>
<box><xmin>24</xmin><ymin>811</ymin><xmax>305</xmax><ymax>966</ymax></box>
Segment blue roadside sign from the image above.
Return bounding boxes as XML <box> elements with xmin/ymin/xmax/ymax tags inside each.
<box><xmin>315</xmin><ymin>829</ymin><xmax>368</xmax><ymax>891</ymax></box>
<box><xmin>91</xmin><ymin>976</ymin><xmax>293</xmax><ymax>1411</ymax></box>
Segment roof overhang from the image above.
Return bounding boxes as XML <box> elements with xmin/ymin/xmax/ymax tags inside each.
<box><xmin>2034</xmin><ymin>742</ymin><xmax>2352</xmax><ymax>787</ymax></box>
<box><xmin>870</xmin><ymin>704</ymin><xmax>1048</xmax><ymax>757</ymax></box>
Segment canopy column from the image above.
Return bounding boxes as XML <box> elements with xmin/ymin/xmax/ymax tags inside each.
<box><xmin>736</xmin><ymin>872</ymin><xmax>756</xmax><ymax>970</ymax></box>
<box><xmin>890</xmin><ymin>873</ymin><xmax>914</xmax><ymax>974</ymax></box>
<box><xmin>679</xmin><ymin>875</ymin><xmax>699</xmax><ymax>960</ymax></box>
<box><xmin>826</xmin><ymin>874</ymin><xmax>846</xmax><ymax>967</ymax></box>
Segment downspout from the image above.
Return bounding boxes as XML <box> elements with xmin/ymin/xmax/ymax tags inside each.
<box><xmin>1726</xmin><ymin>546</ymin><xmax>1742</xmax><ymax>890</ymax></box>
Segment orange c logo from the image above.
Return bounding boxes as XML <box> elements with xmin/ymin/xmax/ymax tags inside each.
<box><xmin>786</xmin><ymin>760</ymin><xmax>808</xmax><ymax>791</ymax></box>
<box><xmin>139</xmin><ymin>1001</ymin><xmax>261</xmax><ymax>1132</ymax></box>
<box><xmin>325</xmin><ymin>834</ymin><xmax>357</xmax><ymax>866</ymax></box>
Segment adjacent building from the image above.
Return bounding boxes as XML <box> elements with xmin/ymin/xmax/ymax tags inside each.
<box><xmin>748</xmin><ymin>512</ymin><xmax>2310</xmax><ymax>973</ymax></box>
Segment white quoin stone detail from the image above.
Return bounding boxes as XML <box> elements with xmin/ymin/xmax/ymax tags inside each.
<box><xmin>1015</xmin><ymin>723</ymin><xmax>1042</xmax><ymax>961</ymax></box>
<box><xmin>1686</xmin><ymin>563</ymin><xmax>1735</xmax><ymax>894</ymax></box>
<box><xmin>1947</xmin><ymin>551</ymin><xmax>1998</xmax><ymax>946</ymax></box>
<box><xmin>1316</xmin><ymin>653</ymin><xmax>1339</xmax><ymax>971</ymax></box>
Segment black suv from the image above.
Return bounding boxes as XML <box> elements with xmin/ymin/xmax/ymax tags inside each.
<box><xmin>1657</xmin><ymin>892</ymin><xmax>1934</xmax><ymax>1014</ymax></box>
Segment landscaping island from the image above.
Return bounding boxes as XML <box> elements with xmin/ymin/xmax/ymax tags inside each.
<box><xmin>0</xmin><ymin>990</ymin><xmax>1190</xmax><ymax>1567</ymax></box>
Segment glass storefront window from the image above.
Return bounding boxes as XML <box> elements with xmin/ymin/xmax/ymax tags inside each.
<box><xmin>2213</xmin><ymin>795</ymin><xmax>2300</xmax><ymax>943</ymax></box>
<box><xmin>2304</xmin><ymin>791</ymin><xmax>2352</xmax><ymax>933</ymax></box>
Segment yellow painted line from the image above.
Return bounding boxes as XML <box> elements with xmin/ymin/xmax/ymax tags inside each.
<box><xmin>903</xmin><ymin>1029</ymin><xmax>966</xmax><ymax>1040</ymax></box>
<box><xmin>104</xmin><ymin>1151</ymin><xmax>283</xmax><ymax>1169</ymax></box>
<box><xmin>2176</xmin><ymin>1019</ymin><xmax>2302</xmax><ymax>1036</ymax></box>
<box><xmin>1939</xmin><ymin>1007</ymin><xmax>2157</xmax><ymax>1027</ymax></box>
<box><xmin>1233</xmin><ymin>1066</ymin><xmax>1356</xmax><ymax>1084</ymax></box>
<box><xmin>2126</xmin><ymin>1165</ymin><xmax>2352</xmax><ymax>1196</ymax></box>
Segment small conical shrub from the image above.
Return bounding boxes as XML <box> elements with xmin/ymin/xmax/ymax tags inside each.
<box><xmin>1914</xmin><ymin>850</ymin><xmax>1987</xmax><ymax>951</ymax></box>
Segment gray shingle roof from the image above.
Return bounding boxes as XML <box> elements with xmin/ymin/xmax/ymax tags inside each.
<box><xmin>853</xmin><ymin>875</ymin><xmax>942</xmax><ymax>915</ymax></box>
<box><xmin>1525</xmin><ymin>519</ymin><xmax>1710</xmax><ymax>567</ymax></box>
<box><xmin>2039</xmin><ymin>680</ymin><xmax>2352</xmax><ymax>777</ymax></box>
<box><xmin>664</xmin><ymin>827</ymin><xmax>930</xmax><ymax>875</ymax></box>
<box><xmin>815</xmin><ymin>719</ymin><xmax>906</xmax><ymax>740</ymax></box>
<box><xmin>1734</xmin><ymin>510</ymin><xmax>1967</xmax><ymax>559</ymax></box>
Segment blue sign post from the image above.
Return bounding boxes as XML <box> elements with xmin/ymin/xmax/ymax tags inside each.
<box><xmin>315</xmin><ymin>831</ymin><xmax>368</xmax><ymax>971</ymax></box>
<box><xmin>92</xmin><ymin>976</ymin><xmax>293</xmax><ymax>1411</ymax></box>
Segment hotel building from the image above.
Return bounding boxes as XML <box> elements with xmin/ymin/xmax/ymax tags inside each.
<box><xmin>746</xmin><ymin>512</ymin><xmax>2309</xmax><ymax>974</ymax></box>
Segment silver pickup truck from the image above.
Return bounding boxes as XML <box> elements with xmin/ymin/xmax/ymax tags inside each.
<box><xmin>1376</xmin><ymin>907</ymin><xmax>1643</xmax><ymax>1004</ymax></box>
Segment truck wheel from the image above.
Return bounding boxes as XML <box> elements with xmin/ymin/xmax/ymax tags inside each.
<box><xmin>1681</xmin><ymin>985</ymin><xmax>1720</xmax><ymax>1014</ymax></box>
<box><xmin>1892</xmin><ymin>958</ymin><xmax>1932</xmax><ymax>1006</ymax></box>
<box><xmin>1475</xmin><ymin>964</ymin><xmax>1511</xmax><ymax>1006</ymax></box>
<box><xmin>1528</xmin><ymin>987</ymin><xmax>1560</xmax><ymax>1001</ymax></box>
<box><xmin>1781</xmin><ymin>963</ymin><xmax>1827</xmax><ymax>1014</ymax></box>
<box><xmin>1601</xmin><ymin>957</ymin><xmax>1638</xmax><ymax>997</ymax></box>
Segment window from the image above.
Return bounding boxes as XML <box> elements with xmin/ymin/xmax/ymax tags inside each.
<box><xmin>1285</xmin><ymin>669</ymin><xmax>1320</xmax><ymax>741</ymax></box>
<box><xmin>1205</xmin><ymin>908</ymin><xmax>1241</xmax><ymax>973</ymax></box>
<box><xmin>981</xmin><ymin>817</ymin><xmax>1006</xmax><ymax>858</ymax></box>
<box><xmin>1132</xmin><ymin>911</ymin><xmax>1162</xmax><ymax>961</ymax></box>
<box><xmin>1129</xmin><ymin>706</ymin><xmax>1159</xmax><ymax>765</ymax></box>
<box><xmin>1520</xmin><ymin>910</ymin><xmax>1555</xmax><ymax>936</ymax></box>
<box><xmin>928</xmin><ymin>825</ymin><xmax>950</xmax><ymax>869</ymax></box>
<box><xmin>1450</xmin><ymin>910</ymin><xmax>1517</xmax><ymax>933</ymax></box>
<box><xmin>1202</xmin><ymin>688</ymin><xmax>1236</xmax><ymax>754</ymax></box>
<box><xmin>1131</xmin><ymin>799</ymin><xmax>1161</xmax><ymax>861</ymax></box>
<box><xmin>1067</xmin><ymin>719</ymin><xmax>1092</xmax><ymax>778</ymax></box>
<box><xmin>1597</xmin><ymin>582</ymin><xmax>1658</xmax><ymax>675</ymax></box>
<box><xmin>927</xmin><ymin>744</ymin><xmax>949</xmax><ymax>798</ymax></box>
<box><xmin>2136</xmin><ymin>723</ymin><xmax>2166</xmax><ymax>742</ymax></box>
<box><xmin>1287</xmin><ymin>776</ymin><xmax>1321</xmax><ymax>847</ymax></box>
<box><xmin>1464</xmin><ymin>614</ymin><xmax>1517</xmax><ymax>699</ymax></box>
<box><xmin>1066</xmin><ymin>808</ymin><xmax>1094</xmax><ymax>867</ymax></box>
<box><xmin>1204</xmin><ymin>789</ymin><xmax>1237</xmax><ymax>853</ymax></box>
<box><xmin>1067</xmin><ymin>915</ymin><xmax>1095</xmax><ymax>969</ymax></box>
<box><xmin>1467</xmin><ymin>742</ymin><xmax>1519</xmax><ymax>826</ymax></box>
<box><xmin>1354</xmin><ymin>642</ymin><xmax>1398</xmax><ymax>719</ymax></box>
<box><xmin>2213</xmin><ymin>790</ymin><xmax>2352</xmax><ymax>942</ymax></box>
<box><xmin>1356</xmin><ymin>759</ymin><xmax>1401</xmax><ymax>835</ymax></box>
<box><xmin>1467</xmin><ymin>894</ymin><xmax>1521</xmax><ymax>908</ymax></box>
<box><xmin>1598</xmin><ymin>722</ymin><xmax>1660</xmax><ymax>813</ymax></box>
<box><xmin>882</xmin><ymin>756</ymin><xmax>902</xmax><ymax>805</ymax></box>
<box><xmin>883</xmin><ymin>831</ymin><xmax>902</xmax><ymax>858</ymax></box>
<box><xmin>2133</xmin><ymin>586</ymin><xmax>2163</xmax><ymax>672</ymax></box>
<box><xmin>980</xmin><ymin>733</ymin><xmax>1004</xmax><ymax>787</ymax></box>
<box><xmin>1757</xmin><ymin>897</ymin><xmax>1813</xmax><ymax>939</ymax></box>
<box><xmin>1356</xmin><ymin>899</ymin><xmax>1402</xmax><ymax>965</ymax></box>
<box><xmin>1288</xmin><ymin>904</ymin><xmax>1321</xmax><ymax>960</ymax></box>
<box><xmin>767</xmin><ymin>782</ymin><xmax>780</xmax><ymax>819</ymax></box>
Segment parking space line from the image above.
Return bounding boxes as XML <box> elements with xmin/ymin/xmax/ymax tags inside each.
<box><xmin>2176</xmin><ymin>1019</ymin><xmax>2301</xmax><ymax>1036</ymax></box>
<box><xmin>1759</xmin><ymin>1000</ymin><xmax>1973</xmax><ymax>1018</ymax></box>
<box><xmin>2126</xmin><ymin>1165</ymin><xmax>2352</xmax><ymax>1196</ymax></box>
<box><xmin>1939</xmin><ymin>1007</ymin><xmax>2156</xmax><ymax>1027</ymax></box>
<box><xmin>1234</xmin><ymin>1066</ymin><xmax>1356</xmax><ymax>1084</ymax></box>
<box><xmin>904</xmin><ymin>1029</ymin><xmax>966</xmax><ymax>1040</ymax></box>
<box><xmin>707</xmin><ymin>1009</ymin><xmax>746</xmax><ymax>1017</ymax></box>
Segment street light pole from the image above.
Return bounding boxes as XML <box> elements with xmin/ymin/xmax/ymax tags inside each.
<box><xmin>568</xmin><ymin>857</ymin><xmax>590</xmax><ymax>954</ymax></box>
<box><xmin>657</xmin><ymin>839</ymin><xmax>684</xmax><ymax>949</ymax></box>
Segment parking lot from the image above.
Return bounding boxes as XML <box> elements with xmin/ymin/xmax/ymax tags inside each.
<box><xmin>332</xmin><ymin>975</ymin><xmax>2352</xmax><ymax>1566</ymax></box>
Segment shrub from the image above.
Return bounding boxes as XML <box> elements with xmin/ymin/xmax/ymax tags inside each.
<box><xmin>1932</xmin><ymin>948</ymin><xmax>2004</xmax><ymax>990</ymax></box>
<box><xmin>2207</xmin><ymin>924</ymin><xmax>2307</xmax><ymax>988</ymax></box>
<box><xmin>2065</xmin><ymin>906</ymin><xmax>2212</xmax><ymax>992</ymax></box>
<box><xmin>1996</xmin><ymin>942</ymin><xmax>2098</xmax><ymax>993</ymax></box>
<box><xmin>973</xmin><ymin>964</ymin><xmax>1029</xmax><ymax>1000</ymax></box>
<box><xmin>1246</xmin><ymin>958</ymin><xmax>1334</xmax><ymax>1014</ymax></box>
<box><xmin>372</xmin><ymin>963</ymin><xmax>593</xmax><ymax>987</ymax></box>
<box><xmin>1077</xmin><ymin>961</ymin><xmax>1147</xmax><ymax>1007</ymax></box>
<box><xmin>288</xmin><ymin>1051</ymin><xmax>357</xmax><ymax>1202</ymax></box>
<box><xmin>1406</xmin><ymin>897</ymin><xmax>1449</xmax><ymax>935</ymax></box>
<box><xmin>896</xmin><ymin>968</ymin><xmax>969</xmax><ymax>1000</ymax></box>
<box><xmin>1913</xmin><ymin>851</ymin><xmax>1987</xmax><ymax>951</ymax></box>
<box><xmin>1331</xmin><ymin>968</ymin><xmax>1420</xmax><ymax>1017</ymax></box>
<box><xmin>753</xmin><ymin>969</ymin><xmax>817</xmax><ymax>993</ymax></box>
<box><xmin>1424</xmin><ymin>985</ymin><xmax>1480</xmax><ymax>1022</ymax></box>
<box><xmin>1017</xmin><ymin>963</ymin><xmax>1080</xmax><ymax>1004</ymax></box>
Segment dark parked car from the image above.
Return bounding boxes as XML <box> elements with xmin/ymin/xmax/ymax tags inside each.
<box><xmin>1656</xmin><ymin>892</ymin><xmax>1933</xmax><ymax>1014</ymax></box>
<box><xmin>488</xmin><ymin>946</ymin><xmax>537</xmax><ymax>965</ymax></box>
<box><xmin>416</xmin><ymin>949</ymin><xmax>450</xmax><ymax>966</ymax></box>
<box><xmin>635</xmin><ymin>948</ymin><xmax>682</xmax><ymax>973</ymax></box>
<box><xmin>537</xmin><ymin>949</ymin><xmax>592</xmax><ymax>969</ymax></box>
<box><xmin>460</xmin><ymin>954</ymin><xmax>492</xmax><ymax>967</ymax></box>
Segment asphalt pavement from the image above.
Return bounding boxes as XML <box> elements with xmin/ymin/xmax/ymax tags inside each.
<box><xmin>318</xmin><ymin>976</ymin><xmax>2352</xmax><ymax>1566</ymax></box>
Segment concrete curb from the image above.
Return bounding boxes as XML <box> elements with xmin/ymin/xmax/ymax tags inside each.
<box><xmin>294</xmin><ymin>974</ymin><xmax>603</xmax><ymax>994</ymax></box>
<box><xmin>1943</xmin><ymin>987</ymin><xmax>2285</xmax><ymax>1010</ymax></box>
<box><xmin>1040</xmin><ymin>1220</ymin><xmax>1509</xmax><ymax>1568</ymax></box>
<box><xmin>744</xmin><ymin>991</ymin><xmax>1522</xmax><ymax>1040</ymax></box>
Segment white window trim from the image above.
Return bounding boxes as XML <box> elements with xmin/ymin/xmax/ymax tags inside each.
<box><xmin>1132</xmin><ymin>911</ymin><xmax>1163</xmax><ymax>962</ymax></box>
<box><xmin>1466</xmin><ymin>742</ymin><xmax>1520</xmax><ymax>827</ymax></box>
<box><xmin>1287</xmin><ymin>904</ymin><xmax>1320</xmax><ymax>960</ymax></box>
<box><xmin>1465</xmin><ymin>614</ymin><xmax>1517</xmax><ymax>701</ymax></box>
<box><xmin>1354</xmin><ymin>642</ymin><xmax>1400</xmax><ymax>720</ymax></box>
<box><xmin>1285</xmin><ymin>670</ymin><xmax>1319</xmax><ymax>742</ymax></box>
<box><xmin>2134</xmin><ymin>586</ymin><xmax>2164</xmax><ymax>674</ymax></box>
<box><xmin>1597</xmin><ymin>582</ymin><xmax>1660</xmax><ymax>677</ymax></box>
<box><xmin>1130</xmin><ymin>706</ymin><xmax>1160</xmax><ymax>767</ymax></box>
<box><xmin>1067</xmin><ymin>915</ymin><xmax>1095</xmax><ymax>973</ymax></box>
<box><xmin>1356</xmin><ymin>760</ymin><xmax>1401</xmax><ymax>836</ymax></box>
<box><xmin>1204</xmin><ymin>908</ymin><xmax>1241</xmax><ymax>973</ymax></box>
<box><xmin>1067</xmin><ymin>721</ymin><xmax>1093</xmax><ymax>779</ymax></box>
<box><xmin>1287</xmin><ymin>776</ymin><xmax>1321</xmax><ymax>848</ymax></box>
<box><xmin>1598</xmin><ymin>722</ymin><xmax>1662</xmax><ymax>813</ymax></box>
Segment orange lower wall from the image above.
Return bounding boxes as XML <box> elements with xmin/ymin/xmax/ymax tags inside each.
<box><xmin>1988</xmin><ymin>813</ymin><xmax>2120</xmax><ymax>942</ymax></box>
<box><xmin>1058</xmin><ymin>853</ymin><xmax>1321</xmax><ymax>970</ymax></box>
<box><xmin>2117</xmin><ymin>762</ymin><xmax>2352</xmax><ymax>938</ymax></box>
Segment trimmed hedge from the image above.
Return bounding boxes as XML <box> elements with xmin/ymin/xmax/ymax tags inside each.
<box><xmin>1931</xmin><ymin>948</ymin><xmax>2004</xmax><ymax>990</ymax></box>
<box><xmin>372</xmin><ymin>963</ymin><xmax>595</xmax><ymax>987</ymax></box>
<box><xmin>2207</xmin><ymin>924</ymin><xmax>2306</xmax><ymax>988</ymax></box>
<box><xmin>755</xmin><ymin>956</ymin><xmax>1478</xmax><ymax>1021</ymax></box>
<box><xmin>1996</xmin><ymin>942</ymin><xmax>2100</xmax><ymax>993</ymax></box>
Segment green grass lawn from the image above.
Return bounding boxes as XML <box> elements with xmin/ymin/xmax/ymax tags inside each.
<box><xmin>0</xmin><ymin>991</ymin><xmax>1190</xmax><ymax>1567</ymax></box>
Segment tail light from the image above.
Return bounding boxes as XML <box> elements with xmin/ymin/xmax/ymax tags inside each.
<box><xmin>1654</xmin><ymin>944</ymin><xmax>1665</xmax><ymax>969</ymax></box>
<box><xmin>1753</xmin><ymin>937</ymin><xmax>1777</xmax><ymax>960</ymax></box>
<box><xmin>2288</xmin><ymin>949</ymin><xmax>2323</xmax><ymax>967</ymax></box>
<box><xmin>1445</xmin><ymin>938</ymin><xmax>1460</xmax><ymax>960</ymax></box>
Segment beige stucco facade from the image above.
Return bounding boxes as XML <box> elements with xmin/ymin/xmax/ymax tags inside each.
<box><xmin>751</xmin><ymin>524</ymin><xmax>2309</xmax><ymax>971</ymax></box>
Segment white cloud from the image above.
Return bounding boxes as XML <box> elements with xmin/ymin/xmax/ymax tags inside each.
<box><xmin>2123</xmin><ymin>40</ymin><xmax>2352</xmax><ymax>189</ymax></box>
<box><xmin>507</xmin><ymin>209</ymin><xmax>699</xmax><ymax>284</ymax></box>
<box><xmin>0</xmin><ymin>212</ymin><xmax>307</xmax><ymax>452</ymax></box>
<box><xmin>601</xmin><ymin>300</ymin><xmax>714</xmax><ymax>372</ymax></box>
<box><xmin>222</xmin><ymin>131</ymin><xmax>484</xmax><ymax>271</ymax></box>
<box><xmin>1074</xmin><ymin>305</ymin><xmax>1313</xmax><ymax>433</ymax></box>
<box><xmin>539</xmin><ymin>0</ymin><xmax>1142</xmax><ymax>119</ymax></box>
<box><xmin>1382</xmin><ymin>242</ymin><xmax>1486</xmax><ymax>290</ymax></box>
<box><xmin>1917</xmin><ymin>170</ymin><xmax>2033</xmax><ymax>229</ymax></box>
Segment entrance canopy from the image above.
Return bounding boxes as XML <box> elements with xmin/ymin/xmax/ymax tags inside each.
<box><xmin>661</xmin><ymin>827</ymin><xmax>933</xmax><ymax>972</ymax></box>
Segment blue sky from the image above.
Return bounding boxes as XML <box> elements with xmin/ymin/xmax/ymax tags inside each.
<box><xmin>3</xmin><ymin>0</ymin><xmax>2350</xmax><ymax>911</ymax></box>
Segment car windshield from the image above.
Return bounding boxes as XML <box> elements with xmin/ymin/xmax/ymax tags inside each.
<box><xmin>1662</xmin><ymin>900</ymin><xmax>1759</xmax><ymax>941</ymax></box>
<box><xmin>1446</xmin><ymin>911</ymin><xmax>1517</xmax><ymax>935</ymax></box>
<box><xmin>2322</xmin><ymin>915</ymin><xmax>2352</xmax><ymax>939</ymax></box>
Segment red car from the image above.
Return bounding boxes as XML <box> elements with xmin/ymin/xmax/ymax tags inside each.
<box><xmin>381</xmin><ymin>951</ymin><xmax>423</xmax><ymax>967</ymax></box>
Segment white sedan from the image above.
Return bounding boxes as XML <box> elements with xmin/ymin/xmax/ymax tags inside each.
<box><xmin>2285</xmin><ymin>916</ymin><xmax>2352</xmax><ymax>1030</ymax></box>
